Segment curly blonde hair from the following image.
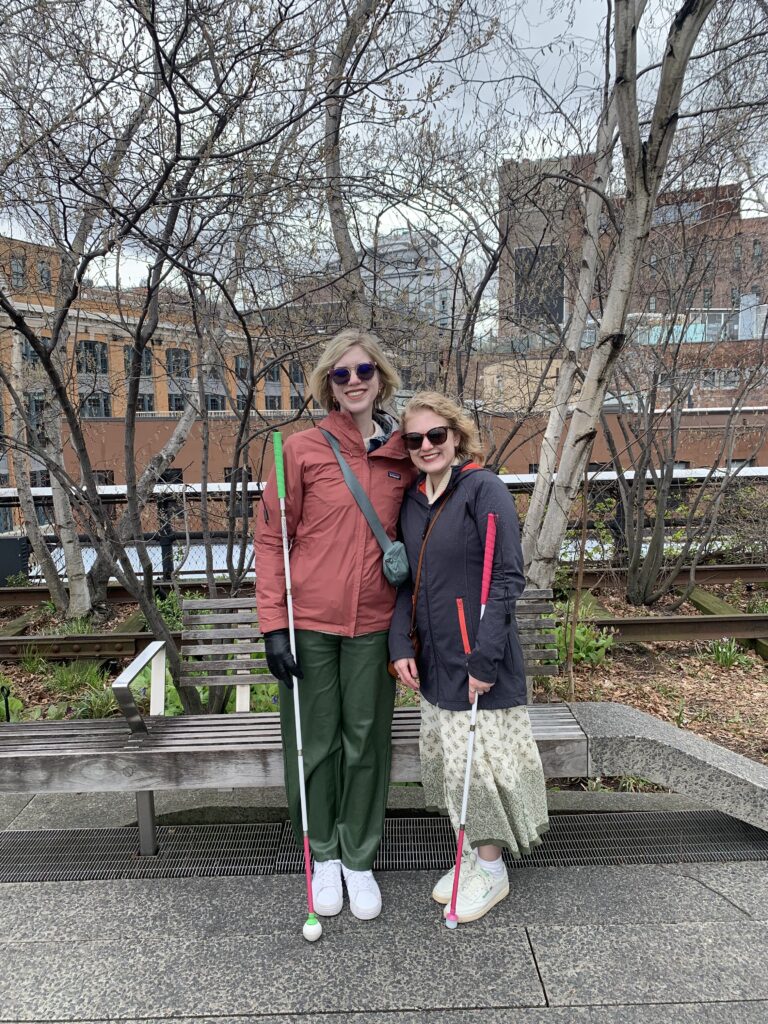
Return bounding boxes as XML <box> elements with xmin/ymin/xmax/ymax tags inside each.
<box><xmin>400</xmin><ymin>392</ymin><xmax>484</xmax><ymax>462</ymax></box>
<box><xmin>308</xmin><ymin>328</ymin><xmax>400</xmax><ymax>412</ymax></box>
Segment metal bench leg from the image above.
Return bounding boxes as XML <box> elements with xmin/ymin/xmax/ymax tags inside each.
<box><xmin>136</xmin><ymin>791</ymin><xmax>158</xmax><ymax>856</ymax></box>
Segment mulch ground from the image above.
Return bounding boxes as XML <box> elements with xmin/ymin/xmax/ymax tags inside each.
<box><xmin>534</xmin><ymin>640</ymin><xmax>768</xmax><ymax>767</ymax></box>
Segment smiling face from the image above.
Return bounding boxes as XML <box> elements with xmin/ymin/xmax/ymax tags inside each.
<box><xmin>402</xmin><ymin>409</ymin><xmax>460</xmax><ymax>482</ymax></box>
<box><xmin>329</xmin><ymin>344</ymin><xmax>380</xmax><ymax>420</ymax></box>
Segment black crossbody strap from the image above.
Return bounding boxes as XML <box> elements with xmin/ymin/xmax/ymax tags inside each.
<box><xmin>320</xmin><ymin>429</ymin><xmax>393</xmax><ymax>554</ymax></box>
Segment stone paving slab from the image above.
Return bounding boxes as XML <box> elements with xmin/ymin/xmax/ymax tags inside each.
<box><xmin>0</xmin><ymin>794</ymin><xmax>31</xmax><ymax>828</ymax></box>
<box><xmin>673</xmin><ymin>861</ymin><xmax>768</xmax><ymax>919</ymax></box>
<box><xmin>52</xmin><ymin>1007</ymin><xmax>768</xmax><ymax>1024</ymax></box>
<box><xmin>0</xmin><ymin>865</ymin><xmax>749</xmax><ymax>943</ymax></box>
<box><xmin>529</xmin><ymin>920</ymin><xmax>768</xmax><ymax>1006</ymax></box>
<box><xmin>0</xmin><ymin>927</ymin><xmax>545</xmax><ymax>1020</ymax></box>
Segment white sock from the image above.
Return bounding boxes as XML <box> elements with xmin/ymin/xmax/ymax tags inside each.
<box><xmin>476</xmin><ymin>853</ymin><xmax>506</xmax><ymax>877</ymax></box>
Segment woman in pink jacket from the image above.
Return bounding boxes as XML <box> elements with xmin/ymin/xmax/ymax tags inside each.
<box><xmin>255</xmin><ymin>329</ymin><xmax>414</xmax><ymax>921</ymax></box>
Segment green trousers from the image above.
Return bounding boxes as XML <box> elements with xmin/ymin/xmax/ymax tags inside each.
<box><xmin>279</xmin><ymin>629</ymin><xmax>395</xmax><ymax>871</ymax></box>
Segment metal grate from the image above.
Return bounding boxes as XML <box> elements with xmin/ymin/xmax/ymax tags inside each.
<box><xmin>1</xmin><ymin>811</ymin><xmax>767</xmax><ymax>883</ymax></box>
<box><xmin>0</xmin><ymin>823</ymin><xmax>282</xmax><ymax>883</ymax></box>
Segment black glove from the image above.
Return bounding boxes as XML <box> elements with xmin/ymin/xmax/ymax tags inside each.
<box><xmin>264</xmin><ymin>629</ymin><xmax>303</xmax><ymax>689</ymax></box>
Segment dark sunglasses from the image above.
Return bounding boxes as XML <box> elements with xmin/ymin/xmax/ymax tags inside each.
<box><xmin>328</xmin><ymin>361</ymin><xmax>378</xmax><ymax>386</ymax></box>
<box><xmin>402</xmin><ymin>426</ymin><xmax>450</xmax><ymax>451</ymax></box>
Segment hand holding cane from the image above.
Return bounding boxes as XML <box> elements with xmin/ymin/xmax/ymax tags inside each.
<box><xmin>445</xmin><ymin>512</ymin><xmax>498</xmax><ymax>930</ymax></box>
<box><xmin>273</xmin><ymin>431</ymin><xmax>322</xmax><ymax>943</ymax></box>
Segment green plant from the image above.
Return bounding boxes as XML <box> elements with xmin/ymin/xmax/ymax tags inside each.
<box><xmin>73</xmin><ymin>678</ymin><xmax>118</xmax><ymax>719</ymax></box>
<box><xmin>20</xmin><ymin>648</ymin><xmax>50</xmax><ymax>674</ymax></box>
<box><xmin>674</xmin><ymin>698</ymin><xmax>687</xmax><ymax>727</ymax></box>
<box><xmin>3</xmin><ymin>571</ymin><xmax>31</xmax><ymax>587</ymax></box>
<box><xmin>707</xmin><ymin>638</ymin><xmax>751</xmax><ymax>669</ymax></box>
<box><xmin>146</xmin><ymin>590</ymin><xmax>194</xmax><ymax>631</ymax></box>
<box><xmin>618</xmin><ymin>775</ymin><xmax>665</xmax><ymax>793</ymax></box>
<box><xmin>250</xmin><ymin>683</ymin><xmax>281</xmax><ymax>712</ymax></box>
<box><xmin>583</xmin><ymin>776</ymin><xmax>609</xmax><ymax>792</ymax></box>
<box><xmin>54</xmin><ymin>616</ymin><xmax>93</xmax><ymax>636</ymax></box>
<box><xmin>48</xmin><ymin>660</ymin><xmax>109</xmax><ymax>696</ymax></box>
<box><xmin>556</xmin><ymin>621</ymin><xmax>614</xmax><ymax>666</ymax></box>
<box><xmin>746</xmin><ymin>594</ymin><xmax>768</xmax><ymax>614</ymax></box>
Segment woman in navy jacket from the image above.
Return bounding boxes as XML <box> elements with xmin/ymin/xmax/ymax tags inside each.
<box><xmin>389</xmin><ymin>392</ymin><xmax>549</xmax><ymax>923</ymax></box>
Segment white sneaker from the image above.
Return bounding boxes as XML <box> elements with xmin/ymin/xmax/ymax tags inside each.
<box><xmin>443</xmin><ymin>865</ymin><xmax>509</xmax><ymax>923</ymax></box>
<box><xmin>431</xmin><ymin>851</ymin><xmax>477</xmax><ymax>905</ymax></box>
<box><xmin>342</xmin><ymin>866</ymin><xmax>382</xmax><ymax>920</ymax></box>
<box><xmin>312</xmin><ymin>859</ymin><xmax>343</xmax><ymax>916</ymax></box>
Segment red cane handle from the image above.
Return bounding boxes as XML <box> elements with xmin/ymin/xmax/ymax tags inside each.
<box><xmin>480</xmin><ymin>514</ymin><xmax>497</xmax><ymax>607</ymax></box>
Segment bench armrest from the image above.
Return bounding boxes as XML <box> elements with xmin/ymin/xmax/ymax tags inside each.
<box><xmin>112</xmin><ymin>640</ymin><xmax>166</xmax><ymax>735</ymax></box>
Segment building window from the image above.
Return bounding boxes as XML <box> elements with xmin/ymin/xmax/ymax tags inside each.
<box><xmin>166</xmin><ymin>349</ymin><xmax>191</xmax><ymax>378</ymax></box>
<box><xmin>720</xmin><ymin>369</ymin><xmax>740</xmax><ymax>389</ymax></box>
<box><xmin>734</xmin><ymin>241</ymin><xmax>742</xmax><ymax>269</ymax></box>
<box><xmin>160</xmin><ymin>468</ymin><xmax>183</xmax><ymax>484</ymax></box>
<box><xmin>123</xmin><ymin>345</ymin><xmax>152</xmax><ymax>377</ymax></box>
<box><xmin>703</xmin><ymin>288</ymin><xmax>712</xmax><ymax>309</ymax></box>
<box><xmin>649</xmin><ymin>253</ymin><xmax>658</xmax><ymax>275</ymax></box>
<box><xmin>235</xmin><ymin>354</ymin><xmax>249</xmax><ymax>381</ymax></box>
<box><xmin>290</xmin><ymin>393</ymin><xmax>304</xmax><ymax>410</ymax></box>
<box><xmin>168</xmin><ymin>393</ymin><xmax>186</xmax><ymax>412</ymax></box>
<box><xmin>265</xmin><ymin>394</ymin><xmax>281</xmax><ymax>410</ymax></box>
<box><xmin>528</xmin><ymin>463</ymin><xmax>539</xmax><ymax>474</ymax></box>
<box><xmin>77</xmin><ymin>340</ymin><xmax>108</xmax><ymax>375</ymax></box>
<box><xmin>648</xmin><ymin>296</ymin><xmax>657</xmax><ymax>313</ymax></box>
<box><xmin>136</xmin><ymin>392</ymin><xmax>154</xmax><ymax>412</ymax></box>
<box><xmin>731</xmin><ymin>287</ymin><xmax>740</xmax><ymax>307</ymax></box>
<box><xmin>37</xmin><ymin>261</ymin><xmax>52</xmax><ymax>291</ymax></box>
<box><xmin>754</xmin><ymin>239</ymin><xmax>763</xmax><ymax>264</ymax></box>
<box><xmin>752</xmin><ymin>285</ymin><xmax>762</xmax><ymax>300</ymax></box>
<box><xmin>265</xmin><ymin>362</ymin><xmax>281</xmax><ymax>383</ymax></box>
<box><xmin>29</xmin><ymin>469</ymin><xmax>50</xmax><ymax>487</ymax></box>
<box><xmin>93</xmin><ymin>469</ymin><xmax>115</xmax><ymax>486</ymax></box>
<box><xmin>205</xmin><ymin>394</ymin><xmax>225</xmax><ymax>412</ymax></box>
<box><xmin>290</xmin><ymin>360</ymin><xmax>304</xmax><ymax>384</ymax></box>
<box><xmin>236</xmin><ymin>393</ymin><xmax>248</xmax><ymax>412</ymax></box>
<box><xmin>686</xmin><ymin>289</ymin><xmax>696</xmax><ymax>308</ymax></box>
<box><xmin>80</xmin><ymin>391</ymin><xmax>112</xmax><ymax>418</ymax></box>
<box><xmin>21</xmin><ymin>338</ymin><xmax>41</xmax><ymax>364</ymax></box>
<box><xmin>10</xmin><ymin>257</ymin><xmax>25</xmax><ymax>290</ymax></box>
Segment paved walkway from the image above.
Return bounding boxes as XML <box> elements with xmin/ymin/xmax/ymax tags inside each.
<box><xmin>1</xmin><ymin>791</ymin><xmax>767</xmax><ymax>1022</ymax></box>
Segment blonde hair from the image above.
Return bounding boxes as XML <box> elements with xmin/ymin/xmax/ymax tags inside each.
<box><xmin>401</xmin><ymin>391</ymin><xmax>484</xmax><ymax>462</ymax></box>
<box><xmin>309</xmin><ymin>328</ymin><xmax>400</xmax><ymax>412</ymax></box>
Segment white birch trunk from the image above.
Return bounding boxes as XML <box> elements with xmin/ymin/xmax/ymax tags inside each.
<box><xmin>524</xmin><ymin>0</ymin><xmax>717</xmax><ymax>588</ymax></box>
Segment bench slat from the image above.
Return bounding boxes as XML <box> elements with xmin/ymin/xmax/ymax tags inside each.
<box><xmin>182</xmin><ymin>627</ymin><xmax>263</xmax><ymax>641</ymax></box>
<box><xmin>182</xmin><ymin>598</ymin><xmax>255</xmax><ymax>610</ymax></box>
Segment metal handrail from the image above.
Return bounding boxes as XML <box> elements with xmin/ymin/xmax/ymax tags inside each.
<box><xmin>111</xmin><ymin>640</ymin><xmax>167</xmax><ymax>733</ymax></box>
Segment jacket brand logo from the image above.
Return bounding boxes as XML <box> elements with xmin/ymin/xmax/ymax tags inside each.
<box><xmin>388</xmin><ymin>471</ymin><xmax>401</xmax><ymax>479</ymax></box>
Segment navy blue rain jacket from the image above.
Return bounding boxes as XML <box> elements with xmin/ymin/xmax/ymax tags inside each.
<box><xmin>388</xmin><ymin>463</ymin><xmax>527</xmax><ymax>711</ymax></box>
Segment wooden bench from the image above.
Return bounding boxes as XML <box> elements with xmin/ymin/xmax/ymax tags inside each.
<box><xmin>1</xmin><ymin>590</ymin><xmax>588</xmax><ymax>856</ymax></box>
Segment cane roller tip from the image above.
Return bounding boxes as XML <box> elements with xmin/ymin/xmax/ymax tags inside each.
<box><xmin>303</xmin><ymin>916</ymin><xmax>323</xmax><ymax>942</ymax></box>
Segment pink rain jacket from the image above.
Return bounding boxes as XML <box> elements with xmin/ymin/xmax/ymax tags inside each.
<box><xmin>255</xmin><ymin>410</ymin><xmax>416</xmax><ymax>636</ymax></box>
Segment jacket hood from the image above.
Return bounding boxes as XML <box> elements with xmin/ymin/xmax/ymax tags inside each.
<box><xmin>317</xmin><ymin>409</ymin><xmax>409</xmax><ymax>460</ymax></box>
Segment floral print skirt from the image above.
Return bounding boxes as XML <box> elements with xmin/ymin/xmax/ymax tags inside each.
<box><xmin>420</xmin><ymin>698</ymin><xmax>549</xmax><ymax>857</ymax></box>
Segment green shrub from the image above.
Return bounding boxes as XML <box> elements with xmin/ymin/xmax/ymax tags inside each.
<box><xmin>556</xmin><ymin>621</ymin><xmax>614</xmax><ymax>666</ymax></box>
